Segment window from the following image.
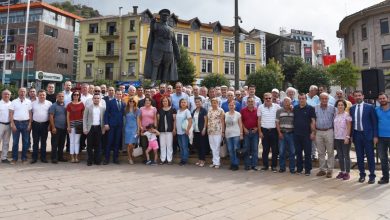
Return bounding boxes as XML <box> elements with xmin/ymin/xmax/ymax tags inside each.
<box><xmin>290</xmin><ymin>44</ymin><xmax>296</xmax><ymax>53</ymax></box>
<box><xmin>362</xmin><ymin>48</ymin><xmax>369</xmax><ymax>65</ymax></box>
<box><xmin>8</xmin><ymin>61</ymin><xmax>14</xmax><ymax>69</ymax></box>
<box><xmin>201</xmin><ymin>37</ymin><xmax>213</xmax><ymax>50</ymax></box>
<box><xmin>361</xmin><ymin>24</ymin><xmax>367</xmax><ymax>40</ymax></box>
<box><xmin>176</xmin><ymin>33</ymin><xmax>189</xmax><ymax>47</ymax></box>
<box><xmin>352</xmin><ymin>52</ymin><xmax>356</xmax><ymax>64</ymax></box>
<box><xmin>58</xmin><ymin>47</ymin><xmax>68</xmax><ymax>54</ymax></box>
<box><xmin>245</xmin><ymin>43</ymin><xmax>255</xmax><ymax>55</ymax></box>
<box><xmin>382</xmin><ymin>45</ymin><xmax>390</xmax><ymax>61</ymax></box>
<box><xmin>224</xmin><ymin>61</ymin><xmax>235</xmax><ymax>75</ymax></box>
<box><xmin>128</xmin><ymin>61</ymin><xmax>136</xmax><ymax>75</ymax></box>
<box><xmin>201</xmin><ymin>59</ymin><xmax>212</xmax><ymax>73</ymax></box>
<box><xmin>380</xmin><ymin>18</ymin><xmax>389</xmax><ymax>35</ymax></box>
<box><xmin>130</xmin><ymin>20</ymin><xmax>135</xmax><ymax>31</ymax></box>
<box><xmin>57</xmin><ymin>63</ymin><xmax>67</xmax><ymax>69</ymax></box>
<box><xmin>351</xmin><ymin>29</ymin><xmax>355</xmax><ymax>45</ymax></box>
<box><xmin>246</xmin><ymin>63</ymin><xmax>256</xmax><ymax>75</ymax></box>
<box><xmin>86</xmin><ymin>63</ymin><xmax>92</xmax><ymax>77</ymax></box>
<box><xmin>224</xmin><ymin>40</ymin><xmax>234</xmax><ymax>53</ymax></box>
<box><xmin>9</xmin><ymin>44</ymin><xmax>15</xmax><ymax>53</ymax></box>
<box><xmin>87</xmin><ymin>42</ymin><xmax>93</xmax><ymax>52</ymax></box>
<box><xmin>44</xmin><ymin>26</ymin><xmax>58</xmax><ymax>38</ymax></box>
<box><xmin>89</xmin><ymin>23</ymin><xmax>98</xmax><ymax>33</ymax></box>
<box><xmin>129</xmin><ymin>38</ymin><xmax>136</xmax><ymax>50</ymax></box>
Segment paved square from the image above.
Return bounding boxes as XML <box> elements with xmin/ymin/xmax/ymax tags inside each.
<box><xmin>1</xmin><ymin>162</ymin><xmax>390</xmax><ymax>220</ymax></box>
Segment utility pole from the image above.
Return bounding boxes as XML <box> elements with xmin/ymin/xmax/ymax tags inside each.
<box><xmin>1</xmin><ymin>0</ymin><xmax>10</xmax><ymax>85</ymax></box>
<box><xmin>234</xmin><ymin>0</ymin><xmax>240</xmax><ymax>90</ymax></box>
<box><xmin>21</xmin><ymin>0</ymin><xmax>31</xmax><ymax>88</ymax></box>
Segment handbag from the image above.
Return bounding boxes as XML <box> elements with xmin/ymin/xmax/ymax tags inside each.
<box><xmin>219</xmin><ymin>138</ymin><xmax>228</xmax><ymax>158</ymax></box>
<box><xmin>132</xmin><ymin>137</ymin><xmax>143</xmax><ymax>157</ymax></box>
<box><xmin>75</xmin><ymin>124</ymin><xmax>83</xmax><ymax>134</ymax></box>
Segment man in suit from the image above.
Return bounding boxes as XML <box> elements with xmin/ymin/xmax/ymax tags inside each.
<box><xmin>83</xmin><ymin>94</ymin><xmax>106</xmax><ymax>166</ymax></box>
<box><xmin>104</xmin><ymin>90</ymin><xmax>125</xmax><ymax>164</ymax></box>
<box><xmin>350</xmin><ymin>90</ymin><xmax>378</xmax><ymax>184</ymax></box>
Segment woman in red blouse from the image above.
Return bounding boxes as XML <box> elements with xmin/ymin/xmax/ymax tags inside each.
<box><xmin>66</xmin><ymin>91</ymin><xmax>85</xmax><ymax>163</ymax></box>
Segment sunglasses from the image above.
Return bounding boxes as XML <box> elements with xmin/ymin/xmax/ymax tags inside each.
<box><xmin>265</xmin><ymin>98</ymin><xmax>271</xmax><ymax>100</ymax></box>
<box><xmin>129</xmin><ymin>100</ymin><xmax>134</xmax><ymax>103</ymax></box>
<box><xmin>94</xmin><ymin>90</ymin><xmax>101</xmax><ymax>93</ymax></box>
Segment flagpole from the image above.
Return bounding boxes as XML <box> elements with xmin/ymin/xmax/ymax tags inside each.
<box><xmin>1</xmin><ymin>0</ymin><xmax>10</xmax><ymax>85</ymax></box>
<box><xmin>21</xmin><ymin>0</ymin><xmax>31</xmax><ymax>88</ymax></box>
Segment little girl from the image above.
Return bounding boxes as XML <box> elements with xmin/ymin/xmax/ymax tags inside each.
<box><xmin>143</xmin><ymin>124</ymin><xmax>160</xmax><ymax>165</ymax></box>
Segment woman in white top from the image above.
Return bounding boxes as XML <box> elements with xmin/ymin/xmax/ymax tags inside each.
<box><xmin>175</xmin><ymin>98</ymin><xmax>192</xmax><ymax>166</ymax></box>
<box><xmin>225</xmin><ymin>100</ymin><xmax>243</xmax><ymax>171</ymax></box>
<box><xmin>207</xmin><ymin>98</ymin><xmax>225</xmax><ymax>169</ymax></box>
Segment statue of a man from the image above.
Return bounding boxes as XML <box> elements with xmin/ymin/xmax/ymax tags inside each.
<box><xmin>144</xmin><ymin>9</ymin><xmax>180</xmax><ymax>85</ymax></box>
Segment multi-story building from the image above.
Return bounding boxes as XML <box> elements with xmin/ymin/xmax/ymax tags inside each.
<box><xmin>313</xmin><ymin>39</ymin><xmax>328</xmax><ymax>66</ymax></box>
<box><xmin>281</xmin><ymin>28</ymin><xmax>313</xmax><ymax>65</ymax></box>
<box><xmin>77</xmin><ymin>7</ymin><xmax>263</xmax><ymax>87</ymax></box>
<box><xmin>0</xmin><ymin>1</ymin><xmax>82</xmax><ymax>89</ymax></box>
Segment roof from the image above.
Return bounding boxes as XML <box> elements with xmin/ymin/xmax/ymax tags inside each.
<box><xmin>0</xmin><ymin>1</ymin><xmax>84</xmax><ymax>21</ymax></box>
<box><xmin>337</xmin><ymin>0</ymin><xmax>390</xmax><ymax>37</ymax></box>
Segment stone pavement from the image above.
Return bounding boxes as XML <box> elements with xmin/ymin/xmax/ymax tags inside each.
<box><xmin>1</xmin><ymin>162</ymin><xmax>390</xmax><ymax>220</ymax></box>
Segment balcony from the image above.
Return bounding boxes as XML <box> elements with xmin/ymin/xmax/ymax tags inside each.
<box><xmin>100</xmin><ymin>30</ymin><xmax>119</xmax><ymax>38</ymax></box>
<box><xmin>96</xmin><ymin>50</ymin><xmax>119</xmax><ymax>57</ymax></box>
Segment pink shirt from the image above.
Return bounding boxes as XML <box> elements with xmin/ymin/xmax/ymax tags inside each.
<box><xmin>140</xmin><ymin>106</ymin><xmax>157</xmax><ymax>129</ymax></box>
<box><xmin>334</xmin><ymin>112</ymin><xmax>352</xmax><ymax>140</ymax></box>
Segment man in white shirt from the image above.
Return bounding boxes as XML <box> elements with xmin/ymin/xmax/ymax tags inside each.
<box><xmin>81</xmin><ymin>83</ymin><xmax>93</xmax><ymax>104</ymax></box>
<box><xmin>63</xmin><ymin>81</ymin><xmax>72</xmax><ymax>106</ymax></box>
<box><xmin>31</xmin><ymin>90</ymin><xmax>52</xmax><ymax>164</ymax></box>
<box><xmin>84</xmin><ymin>86</ymin><xmax>106</xmax><ymax>108</ymax></box>
<box><xmin>189</xmin><ymin>86</ymin><xmax>205</xmax><ymax>112</ymax></box>
<box><xmin>258</xmin><ymin>92</ymin><xmax>281</xmax><ymax>172</ymax></box>
<box><xmin>0</xmin><ymin>90</ymin><xmax>12</xmax><ymax>163</ymax></box>
<box><xmin>9</xmin><ymin>88</ymin><xmax>32</xmax><ymax>164</ymax></box>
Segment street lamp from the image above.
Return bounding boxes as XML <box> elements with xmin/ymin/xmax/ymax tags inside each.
<box><xmin>234</xmin><ymin>0</ymin><xmax>240</xmax><ymax>90</ymax></box>
<box><xmin>21</xmin><ymin>0</ymin><xmax>31</xmax><ymax>88</ymax></box>
<box><xmin>1</xmin><ymin>0</ymin><xmax>10</xmax><ymax>85</ymax></box>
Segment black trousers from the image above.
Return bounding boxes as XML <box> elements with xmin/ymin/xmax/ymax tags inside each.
<box><xmin>261</xmin><ymin>127</ymin><xmax>278</xmax><ymax>168</ymax></box>
<box><xmin>80</xmin><ymin>133</ymin><xmax>87</xmax><ymax>150</ymax></box>
<box><xmin>32</xmin><ymin>121</ymin><xmax>49</xmax><ymax>161</ymax></box>
<box><xmin>51</xmin><ymin>127</ymin><xmax>66</xmax><ymax>161</ymax></box>
<box><xmin>87</xmin><ymin>126</ymin><xmax>102</xmax><ymax>163</ymax></box>
<box><xmin>193</xmin><ymin>132</ymin><xmax>207</xmax><ymax>160</ymax></box>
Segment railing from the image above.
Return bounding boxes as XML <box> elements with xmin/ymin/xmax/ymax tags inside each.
<box><xmin>95</xmin><ymin>49</ymin><xmax>119</xmax><ymax>57</ymax></box>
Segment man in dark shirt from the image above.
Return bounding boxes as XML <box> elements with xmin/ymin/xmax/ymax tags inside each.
<box><xmin>293</xmin><ymin>93</ymin><xmax>316</xmax><ymax>176</ymax></box>
<box><xmin>49</xmin><ymin>92</ymin><xmax>67</xmax><ymax>163</ymax></box>
<box><xmin>46</xmin><ymin>83</ymin><xmax>57</xmax><ymax>103</ymax></box>
<box><xmin>138</xmin><ymin>88</ymin><xmax>156</xmax><ymax>108</ymax></box>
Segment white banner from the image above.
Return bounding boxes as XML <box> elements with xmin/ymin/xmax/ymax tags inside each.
<box><xmin>0</xmin><ymin>53</ymin><xmax>15</xmax><ymax>61</ymax></box>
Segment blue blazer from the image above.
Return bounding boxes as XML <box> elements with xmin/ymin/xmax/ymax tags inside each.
<box><xmin>104</xmin><ymin>99</ymin><xmax>125</xmax><ymax>127</ymax></box>
<box><xmin>349</xmin><ymin>103</ymin><xmax>378</xmax><ymax>140</ymax></box>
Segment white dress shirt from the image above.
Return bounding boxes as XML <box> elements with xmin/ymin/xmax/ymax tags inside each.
<box><xmin>81</xmin><ymin>93</ymin><xmax>93</xmax><ymax>104</ymax></box>
<box><xmin>63</xmin><ymin>90</ymin><xmax>72</xmax><ymax>106</ymax></box>
<box><xmin>0</xmin><ymin>100</ymin><xmax>11</xmax><ymax>123</ymax></box>
<box><xmin>32</xmin><ymin>100</ymin><xmax>52</xmax><ymax>122</ymax></box>
<box><xmin>92</xmin><ymin>105</ymin><xmax>101</xmax><ymax>126</ymax></box>
<box><xmin>9</xmin><ymin>98</ymin><xmax>32</xmax><ymax>121</ymax></box>
<box><xmin>354</xmin><ymin>102</ymin><xmax>364</xmax><ymax>131</ymax></box>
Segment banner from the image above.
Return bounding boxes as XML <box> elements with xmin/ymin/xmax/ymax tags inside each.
<box><xmin>323</xmin><ymin>55</ymin><xmax>337</xmax><ymax>66</ymax></box>
<box><xmin>16</xmin><ymin>44</ymin><xmax>34</xmax><ymax>62</ymax></box>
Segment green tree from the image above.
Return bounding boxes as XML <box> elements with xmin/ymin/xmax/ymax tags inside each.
<box><xmin>282</xmin><ymin>56</ymin><xmax>305</xmax><ymax>84</ymax></box>
<box><xmin>0</xmin><ymin>84</ymin><xmax>18</xmax><ymax>100</ymax></box>
<box><xmin>200</xmin><ymin>73</ymin><xmax>230</xmax><ymax>88</ymax></box>
<box><xmin>51</xmin><ymin>1</ymin><xmax>101</xmax><ymax>18</ymax></box>
<box><xmin>327</xmin><ymin>59</ymin><xmax>360</xmax><ymax>88</ymax></box>
<box><xmin>294</xmin><ymin>64</ymin><xmax>331</xmax><ymax>94</ymax></box>
<box><xmin>93</xmin><ymin>79</ymin><xmax>116</xmax><ymax>88</ymax></box>
<box><xmin>176</xmin><ymin>46</ymin><xmax>196</xmax><ymax>86</ymax></box>
<box><xmin>246</xmin><ymin>58</ymin><xmax>284</xmax><ymax>98</ymax></box>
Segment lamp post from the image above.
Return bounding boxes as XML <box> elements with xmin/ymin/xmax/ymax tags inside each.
<box><xmin>1</xmin><ymin>0</ymin><xmax>10</xmax><ymax>85</ymax></box>
<box><xmin>234</xmin><ymin>0</ymin><xmax>240</xmax><ymax>90</ymax></box>
<box><xmin>21</xmin><ymin>0</ymin><xmax>31</xmax><ymax>88</ymax></box>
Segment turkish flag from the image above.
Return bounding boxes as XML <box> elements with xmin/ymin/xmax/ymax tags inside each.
<box><xmin>323</xmin><ymin>55</ymin><xmax>336</xmax><ymax>66</ymax></box>
<box><xmin>16</xmin><ymin>44</ymin><xmax>34</xmax><ymax>62</ymax></box>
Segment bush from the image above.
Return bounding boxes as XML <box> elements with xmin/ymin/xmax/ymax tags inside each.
<box><xmin>0</xmin><ymin>84</ymin><xmax>18</xmax><ymax>100</ymax></box>
<box><xmin>200</xmin><ymin>73</ymin><xmax>230</xmax><ymax>88</ymax></box>
<box><xmin>294</xmin><ymin>64</ymin><xmax>331</xmax><ymax>94</ymax></box>
<box><xmin>93</xmin><ymin>79</ymin><xmax>116</xmax><ymax>88</ymax></box>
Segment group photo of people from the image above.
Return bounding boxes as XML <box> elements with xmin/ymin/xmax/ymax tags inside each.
<box><xmin>0</xmin><ymin>81</ymin><xmax>389</xmax><ymax>185</ymax></box>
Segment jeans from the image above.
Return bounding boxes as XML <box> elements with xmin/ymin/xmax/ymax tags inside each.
<box><xmin>353</xmin><ymin>131</ymin><xmax>376</xmax><ymax>179</ymax></box>
<box><xmin>32</xmin><ymin>121</ymin><xmax>49</xmax><ymax>161</ymax></box>
<box><xmin>12</xmin><ymin>120</ymin><xmax>30</xmax><ymax>161</ymax></box>
<box><xmin>378</xmin><ymin>137</ymin><xmax>390</xmax><ymax>180</ymax></box>
<box><xmin>193</xmin><ymin>132</ymin><xmax>207</xmax><ymax>161</ymax></box>
<box><xmin>177</xmin><ymin>134</ymin><xmax>189</xmax><ymax>163</ymax></box>
<box><xmin>279</xmin><ymin>132</ymin><xmax>295</xmax><ymax>172</ymax></box>
<box><xmin>334</xmin><ymin>139</ymin><xmax>351</xmax><ymax>173</ymax></box>
<box><xmin>244</xmin><ymin>131</ymin><xmax>259</xmax><ymax>168</ymax></box>
<box><xmin>226</xmin><ymin>136</ymin><xmax>240</xmax><ymax>166</ymax></box>
<box><xmin>261</xmin><ymin>128</ymin><xmax>278</xmax><ymax>169</ymax></box>
<box><xmin>294</xmin><ymin>134</ymin><xmax>312</xmax><ymax>173</ymax></box>
<box><xmin>87</xmin><ymin>126</ymin><xmax>102</xmax><ymax>164</ymax></box>
<box><xmin>51</xmin><ymin>127</ymin><xmax>66</xmax><ymax>161</ymax></box>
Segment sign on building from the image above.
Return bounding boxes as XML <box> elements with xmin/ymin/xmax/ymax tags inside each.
<box><xmin>0</xmin><ymin>53</ymin><xmax>15</xmax><ymax>61</ymax></box>
<box><xmin>35</xmin><ymin>71</ymin><xmax>63</xmax><ymax>82</ymax></box>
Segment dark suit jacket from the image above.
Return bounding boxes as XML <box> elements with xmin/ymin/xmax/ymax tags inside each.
<box><xmin>104</xmin><ymin>99</ymin><xmax>125</xmax><ymax>127</ymax></box>
<box><xmin>350</xmin><ymin>103</ymin><xmax>378</xmax><ymax>140</ymax></box>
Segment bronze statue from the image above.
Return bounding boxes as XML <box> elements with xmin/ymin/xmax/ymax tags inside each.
<box><xmin>144</xmin><ymin>9</ymin><xmax>181</xmax><ymax>85</ymax></box>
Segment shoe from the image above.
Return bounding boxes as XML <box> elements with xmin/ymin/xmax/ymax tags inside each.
<box><xmin>260</xmin><ymin>167</ymin><xmax>268</xmax><ymax>171</ymax></box>
<box><xmin>103</xmin><ymin>161</ymin><xmax>108</xmax><ymax>165</ymax></box>
<box><xmin>129</xmin><ymin>159</ymin><xmax>134</xmax><ymax>165</ymax></box>
<box><xmin>113</xmin><ymin>160</ymin><xmax>120</xmax><ymax>165</ymax></box>
<box><xmin>151</xmin><ymin>161</ymin><xmax>157</xmax><ymax>166</ymax></box>
<box><xmin>316</xmin><ymin>170</ymin><xmax>326</xmax><ymax>177</ymax></box>
<box><xmin>209</xmin><ymin>164</ymin><xmax>215</xmax><ymax>168</ymax></box>
<box><xmin>51</xmin><ymin>160</ymin><xmax>58</xmax><ymax>164</ymax></box>
<box><xmin>167</xmin><ymin>162</ymin><xmax>173</xmax><ymax>165</ymax></box>
<box><xmin>145</xmin><ymin>160</ymin><xmax>152</xmax><ymax>165</ymax></box>
<box><xmin>95</xmin><ymin>162</ymin><xmax>101</xmax><ymax>165</ymax></box>
<box><xmin>290</xmin><ymin>171</ymin><xmax>296</xmax><ymax>174</ymax></box>
<box><xmin>75</xmin><ymin>159</ymin><xmax>80</xmax><ymax>163</ymax></box>
<box><xmin>279</xmin><ymin>169</ymin><xmax>286</xmax><ymax>173</ymax></box>
<box><xmin>271</xmin><ymin>167</ymin><xmax>277</xmax><ymax>173</ymax></box>
<box><xmin>326</xmin><ymin>171</ymin><xmax>333</xmax><ymax>178</ymax></box>
<box><xmin>196</xmin><ymin>162</ymin><xmax>201</xmax><ymax>166</ymax></box>
<box><xmin>245</xmin><ymin>167</ymin><xmax>250</xmax><ymax>171</ymax></box>
<box><xmin>296</xmin><ymin>170</ymin><xmax>303</xmax><ymax>175</ymax></box>
<box><xmin>311</xmin><ymin>155</ymin><xmax>317</xmax><ymax>161</ymax></box>
<box><xmin>232</xmin><ymin>165</ymin><xmax>239</xmax><ymax>171</ymax></box>
<box><xmin>378</xmin><ymin>178</ymin><xmax>389</xmax><ymax>184</ymax></box>
<box><xmin>30</xmin><ymin>160</ymin><xmax>37</xmax><ymax>164</ymax></box>
<box><xmin>358</xmin><ymin>177</ymin><xmax>366</xmax><ymax>183</ymax></box>
<box><xmin>252</xmin><ymin>167</ymin><xmax>259</xmax><ymax>171</ymax></box>
<box><xmin>214</xmin><ymin>165</ymin><xmax>220</xmax><ymax>169</ymax></box>
<box><xmin>368</xmin><ymin>178</ymin><xmax>375</xmax><ymax>184</ymax></box>
<box><xmin>199</xmin><ymin>162</ymin><xmax>205</xmax><ymax>167</ymax></box>
<box><xmin>22</xmin><ymin>160</ymin><xmax>27</xmax><ymax>164</ymax></box>
<box><xmin>87</xmin><ymin>162</ymin><xmax>92</xmax><ymax>166</ymax></box>
<box><xmin>229</xmin><ymin>165</ymin><xmax>233</xmax><ymax>170</ymax></box>
<box><xmin>1</xmin><ymin>159</ymin><xmax>10</xmax><ymax>164</ymax></box>
<box><xmin>70</xmin><ymin>158</ymin><xmax>76</xmax><ymax>163</ymax></box>
<box><xmin>179</xmin><ymin>161</ymin><xmax>186</xmax><ymax>166</ymax></box>
<box><xmin>10</xmin><ymin>160</ymin><xmax>16</xmax><ymax>165</ymax></box>
<box><xmin>305</xmin><ymin>171</ymin><xmax>311</xmax><ymax>176</ymax></box>
<box><xmin>343</xmin><ymin>173</ymin><xmax>350</xmax><ymax>180</ymax></box>
<box><xmin>59</xmin><ymin>158</ymin><xmax>68</xmax><ymax>162</ymax></box>
<box><xmin>336</xmin><ymin>172</ymin><xmax>344</xmax><ymax>179</ymax></box>
<box><xmin>41</xmin><ymin>159</ymin><xmax>48</xmax><ymax>163</ymax></box>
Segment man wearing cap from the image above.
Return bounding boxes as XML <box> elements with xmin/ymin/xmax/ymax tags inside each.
<box><xmin>144</xmin><ymin>9</ymin><xmax>181</xmax><ymax>86</ymax></box>
<box><xmin>272</xmin><ymin>88</ymin><xmax>281</xmax><ymax>105</ymax></box>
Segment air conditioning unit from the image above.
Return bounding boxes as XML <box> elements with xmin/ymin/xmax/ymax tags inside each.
<box><xmin>121</xmin><ymin>71</ymin><xmax>127</xmax><ymax>76</ymax></box>
<box><xmin>98</xmin><ymin>69</ymin><xmax>103</xmax><ymax>74</ymax></box>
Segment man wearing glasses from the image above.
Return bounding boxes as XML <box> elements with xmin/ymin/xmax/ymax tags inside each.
<box><xmin>85</xmin><ymin>86</ymin><xmax>106</xmax><ymax>108</ymax></box>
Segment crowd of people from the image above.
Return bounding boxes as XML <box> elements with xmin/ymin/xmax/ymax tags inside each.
<box><xmin>0</xmin><ymin>81</ymin><xmax>389</xmax><ymax>185</ymax></box>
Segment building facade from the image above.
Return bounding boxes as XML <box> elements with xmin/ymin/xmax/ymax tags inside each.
<box><xmin>0</xmin><ymin>1</ymin><xmax>82</xmax><ymax>88</ymax></box>
<box><xmin>262</xmin><ymin>31</ymin><xmax>301</xmax><ymax>65</ymax></box>
<box><xmin>77</xmin><ymin>7</ymin><xmax>263</xmax><ymax>87</ymax></box>
<box><xmin>313</xmin><ymin>39</ymin><xmax>328</xmax><ymax>66</ymax></box>
<box><xmin>281</xmin><ymin>28</ymin><xmax>313</xmax><ymax>65</ymax></box>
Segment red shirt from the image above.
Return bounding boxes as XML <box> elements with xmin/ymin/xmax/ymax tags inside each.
<box><xmin>240</xmin><ymin>107</ymin><xmax>258</xmax><ymax>129</ymax></box>
<box><xmin>153</xmin><ymin>93</ymin><xmax>170</xmax><ymax>110</ymax></box>
<box><xmin>66</xmin><ymin>102</ymin><xmax>85</xmax><ymax>122</ymax></box>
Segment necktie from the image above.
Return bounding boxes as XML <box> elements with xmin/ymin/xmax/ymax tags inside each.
<box><xmin>357</xmin><ymin>104</ymin><xmax>362</xmax><ymax>131</ymax></box>
<box><xmin>117</xmin><ymin>100</ymin><xmax>121</xmax><ymax>110</ymax></box>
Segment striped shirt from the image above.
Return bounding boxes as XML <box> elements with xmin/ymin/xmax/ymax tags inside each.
<box><xmin>314</xmin><ymin>105</ymin><xmax>335</xmax><ymax>129</ymax></box>
<box><xmin>257</xmin><ymin>103</ymin><xmax>280</xmax><ymax>129</ymax></box>
<box><xmin>276</xmin><ymin>108</ymin><xmax>294</xmax><ymax>133</ymax></box>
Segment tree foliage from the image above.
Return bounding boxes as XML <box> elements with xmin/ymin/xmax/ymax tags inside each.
<box><xmin>51</xmin><ymin>1</ymin><xmax>101</xmax><ymax>18</ymax></box>
<box><xmin>282</xmin><ymin>56</ymin><xmax>305</xmax><ymax>83</ymax></box>
<box><xmin>177</xmin><ymin>46</ymin><xmax>196</xmax><ymax>86</ymax></box>
<box><xmin>327</xmin><ymin>59</ymin><xmax>360</xmax><ymax>88</ymax></box>
<box><xmin>246</xmin><ymin>58</ymin><xmax>284</xmax><ymax>98</ymax></box>
<box><xmin>0</xmin><ymin>84</ymin><xmax>18</xmax><ymax>100</ymax></box>
<box><xmin>294</xmin><ymin>64</ymin><xmax>331</xmax><ymax>94</ymax></box>
<box><xmin>200</xmin><ymin>73</ymin><xmax>230</xmax><ymax>88</ymax></box>
<box><xmin>93</xmin><ymin>79</ymin><xmax>116</xmax><ymax>88</ymax></box>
